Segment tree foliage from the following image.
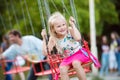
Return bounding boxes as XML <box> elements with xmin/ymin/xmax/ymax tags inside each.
<box><xmin>0</xmin><ymin>0</ymin><xmax>119</xmax><ymax>38</ymax></box>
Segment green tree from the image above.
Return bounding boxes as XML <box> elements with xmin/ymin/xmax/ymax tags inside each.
<box><xmin>0</xmin><ymin>0</ymin><xmax>119</xmax><ymax>38</ymax></box>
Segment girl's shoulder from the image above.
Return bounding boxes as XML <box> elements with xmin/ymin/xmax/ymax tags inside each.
<box><xmin>49</xmin><ymin>36</ymin><xmax>57</xmax><ymax>44</ymax></box>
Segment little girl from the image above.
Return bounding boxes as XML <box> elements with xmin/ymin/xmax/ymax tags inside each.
<box><xmin>99</xmin><ymin>36</ymin><xmax>109</xmax><ymax>76</ymax></box>
<box><xmin>46</xmin><ymin>12</ymin><xmax>100</xmax><ymax>80</ymax></box>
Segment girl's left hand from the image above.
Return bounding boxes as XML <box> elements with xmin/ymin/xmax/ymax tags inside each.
<box><xmin>69</xmin><ymin>16</ymin><xmax>76</xmax><ymax>27</ymax></box>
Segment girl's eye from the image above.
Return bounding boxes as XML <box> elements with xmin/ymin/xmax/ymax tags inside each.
<box><xmin>57</xmin><ymin>25</ymin><xmax>61</xmax><ymax>28</ymax></box>
<box><xmin>63</xmin><ymin>23</ymin><xmax>65</xmax><ymax>26</ymax></box>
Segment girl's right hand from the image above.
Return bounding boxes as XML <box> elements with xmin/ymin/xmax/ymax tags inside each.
<box><xmin>41</xmin><ymin>29</ymin><xmax>47</xmax><ymax>39</ymax></box>
<box><xmin>48</xmin><ymin>36</ymin><xmax>56</xmax><ymax>53</ymax></box>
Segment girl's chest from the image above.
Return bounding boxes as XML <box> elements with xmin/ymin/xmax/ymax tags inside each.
<box><xmin>58</xmin><ymin>35</ymin><xmax>79</xmax><ymax>50</ymax></box>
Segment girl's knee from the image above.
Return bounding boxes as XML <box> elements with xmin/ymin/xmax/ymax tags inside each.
<box><xmin>72</xmin><ymin>60</ymin><xmax>82</xmax><ymax>69</ymax></box>
<box><xmin>59</xmin><ymin>66</ymin><xmax>68</xmax><ymax>75</ymax></box>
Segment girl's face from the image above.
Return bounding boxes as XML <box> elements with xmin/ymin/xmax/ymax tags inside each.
<box><xmin>102</xmin><ymin>36</ymin><xmax>107</xmax><ymax>43</ymax></box>
<box><xmin>53</xmin><ymin>18</ymin><xmax>67</xmax><ymax>37</ymax></box>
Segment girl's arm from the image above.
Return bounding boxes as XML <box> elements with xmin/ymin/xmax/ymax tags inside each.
<box><xmin>41</xmin><ymin>29</ymin><xmax>48</xmax><ymax>56</ymax></box>
<box><xmin>41</xmin><ymin>29</ymin><xmax>56</xmax><ymax>55</ymax></box>
<box><xmin>68</xmin><ymin>16</ymin><xmax>81</xmax><ymax>41</ymax></box>
<box><xmin>48</xmin><ymin>36</ymin><xmax>56</xmax><ymax>53</ymax></box>
<box><xmin>42</xmin><ymin>39</ymin><xmax>48</xmax><ymax>56</ymax></box>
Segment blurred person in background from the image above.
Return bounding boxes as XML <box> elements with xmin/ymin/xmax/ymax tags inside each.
<box><xmin>0</xmin><ymin>35</ymin><xmax>13</xmax><ymax>80</ymax></box>
<box><xmin>109</xmin><ymin>32</ymin><xmax>118</xmax><ymax>73</ymax></box>
<box><xmin>113</xmin><ymin>32</ymin><xmax>120</xmax><ymax>76</ymax></box>
<box><xmin>0</xmin><ymin>29</ymin><xmax>52</xmax><ymax>80</ymax></box>
<box><xmin>99</xmin><ymin>35</ymin><xmax>110</xmax><ymax>76</ymax></box>
<box><xmin>0</xmin><ymin>34</ymin><xmax>26</xmax><ymax>80</ymax></box>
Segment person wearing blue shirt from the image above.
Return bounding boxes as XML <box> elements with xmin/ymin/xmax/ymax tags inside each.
<box><xmin>0</xmin><ymin>30</ymin><xmax>52</xmax><ymax>80</ymax></box>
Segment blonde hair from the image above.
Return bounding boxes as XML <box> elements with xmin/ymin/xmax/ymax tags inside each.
<box><xmin>48</xmin><ymin>12</ymin><xmax>67</xmax><ymax>54</ymax></box>
<box><xmin>48</xmin><ymin>12</ymin><xmax>67</xmax><ymax>37</ymax></box>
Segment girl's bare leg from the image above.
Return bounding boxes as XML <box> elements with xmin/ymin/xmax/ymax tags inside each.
<box><xmin>18</xmin><ymin>72</ymin><xmax>25</xmax><ymax>80</ymax></box>
<box><xmin>72</xmin><ymin>60</ymin><xmax>86</xmax><ymax>80</ymax></box>
<box><xmin>59</xmin><ymin>65</ymin><xmax>70</xmax><ymax>80</ymax></box>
